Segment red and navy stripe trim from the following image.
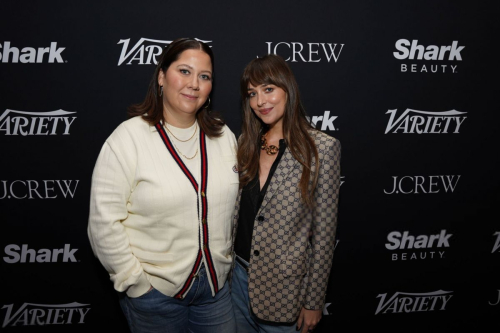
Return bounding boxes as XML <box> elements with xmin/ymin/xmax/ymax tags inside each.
<box><xmin>200</xmin><ymin>133</ymin><xmax>219</xmax><ymax>292</ymax></box>
<box><xmin>174</xmin><ymin>250</ymin><xmax>203</xmax><ymax>298</ymax></box>
<box><xmin>156</xmin><ymin>122</ymin><xmax>219</xmax><ymax>297</ymax></box>
<box><xmin>156</xmin><ymin>123</ymin><xmax>198</xmax><ymax>193</ymax></box>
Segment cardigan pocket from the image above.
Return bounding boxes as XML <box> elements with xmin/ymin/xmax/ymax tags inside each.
<box><xmin>133</xmin><ymin>248</ymin><xmax>179</xmax><ymax>266</ymax></box>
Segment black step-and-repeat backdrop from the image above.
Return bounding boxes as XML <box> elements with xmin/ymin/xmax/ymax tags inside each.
<box><xmin>1</xmin><ymin>1</ymin><xmax>499</xmax><ymax>332</ymax></box>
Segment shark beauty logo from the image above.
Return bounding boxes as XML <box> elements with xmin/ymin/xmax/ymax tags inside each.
<box><xmin>385</xmin><ymin>230</ymin><xmax>452</xmax><ymax>261</ymax></box>
<box><xmin>0</xmin><ymin>42</ymin><xmax>66</xmax><ymax>63</ymax></box>
<box><xmin>393</xmin><ymin>39</ymin><xmax>464</xmax><ymax>74</ymax></box>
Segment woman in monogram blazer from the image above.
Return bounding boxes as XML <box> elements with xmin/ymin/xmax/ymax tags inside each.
<box><xmin>231</xmin><ymin>54</ymin><xmax>341</xmax><ymax>333</ymax></box>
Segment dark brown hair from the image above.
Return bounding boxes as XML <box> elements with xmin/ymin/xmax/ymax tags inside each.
<box><xmin>238</xmin><ymin>54</ymin><xmax>319</xmax><ymax>207</ymax></box>
<box><xmin>128</xmin><ymin>38</ymin><xmax>224</xmax><ymax>138</ymax></box>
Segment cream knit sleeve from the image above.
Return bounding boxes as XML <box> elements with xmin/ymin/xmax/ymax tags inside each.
<box><xmin>87</xmin><ymin>129</ymin><xmax>150</xmax><ymax>298</ymax></box>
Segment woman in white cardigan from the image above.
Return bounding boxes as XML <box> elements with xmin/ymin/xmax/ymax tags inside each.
<box><xmin>88</xmin><ymin>38</ymin><xmax>238</xmax><ymax>333</ymax></box>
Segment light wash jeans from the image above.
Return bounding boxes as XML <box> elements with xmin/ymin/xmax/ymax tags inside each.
<box><xmin>119</xmin><ymin>264</ymin><xmax>235</xmax><ymax>333</ymax></box>
<box><xmin>231</xmin><ymin>256</ymin><xmax>298</xmax><ymax>333</ymax></box>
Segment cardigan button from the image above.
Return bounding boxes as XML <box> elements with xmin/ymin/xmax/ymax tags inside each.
<box><xmin>253</xmin><ymin>250</ymin><xmax>260</xmax><ymax>256</ymax></box>
<box><xmin>257</xmin><ymin>216</ymin><xmax>264</xmax><ymax>222</ymax></box>
<box><xmin>201</xmin><ymin>191</ymin><xmax>205</xmax><ymax>197</ymax></box>
<box><xmin>202</xmin><ymin>218</ymin><xmax>206</xmax><ymax>224</ymax></box>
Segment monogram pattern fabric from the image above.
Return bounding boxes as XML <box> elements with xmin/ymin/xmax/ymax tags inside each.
<box><xmin>231</xmin><ymin>130</ymin><xmax>341</xmax><ymax>323</ymax></box>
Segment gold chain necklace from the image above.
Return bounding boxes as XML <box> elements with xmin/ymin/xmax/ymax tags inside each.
<box><xmin>261</xmin><ymin>133</ymin><xmax>279</xmax><ymax>155</ymax></box>
<box><xmin>165</xmin><ymin>122</ymin><xmax>197</xmax><ymax>142</ymax></box>
<box><xmin>171</xmin><ymin>138</ymin><xmax>198</xmax><ymax>160</ymax></box>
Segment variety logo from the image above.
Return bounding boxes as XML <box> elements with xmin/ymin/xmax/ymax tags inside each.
<box><xmin>117</xmin><ymin>37</ymin><xmax>212</xmax><ymax>66</ymax></box>
<box><xmin>3</xmin><ymin>244</ymin><xmax>78</xmax><ymax>263</ymax></box>
<box><xmin>385</xmin><ymin>109</ymin><xmax>467</xmax><ymax>134</ymax></box>
<box><xmin>0</xmin><ymin>180</ymin><xmax>79</xmax><ymax>199</ymax></box>
<box><xmin>0</xmin><ymin>42</ymin><xmax>66</xmax><ymax>63</ymax></box>
<box><xmin>0</xmin><ymin>109</ymin><xmax>77</xmax><ymax>135</ymax></box>
<box><xmin>1</xmin><ymin>302</ymin><xmax>90</xmax><ymax>328</ymax></box>
<box><xmin>384</xmin><ymin>175</ymin><xmax>460</xmax><ymax>195</ymax></box>
<box><xmin>375</xmin><ymin>290</ymin><xmax>453</xmax><ymax>314</ymax></box>
<box><xmin>489</xmin><ymin>290</ymin><xmax>500</xmax><ymax>306</ymax></box>
<box><xmin>310</xmin><ymin>111</ymin><xmax>338</xmax><ymax>131</ymax></box>
<box><xmin>393</xmin><ymin>39</ymin><xmax>464</xmax><ymax>73</ymax></box>
<box><xmin>492</xmin><ymin>232</ymin><xmax>500</xmax><ymax>253</ymax></box>
<box><xmin>265</xmin><ymin>42</ymin><xmax>344</xmax><ymax>63</ymax></box>
<box><xmin>385</xmin><ymin>230</ymin><xmax>452</xmax><ymax>261</ymax></box>
<box><xmin>340</xmin><ymin>176</ymin><xmax>345</xmax><ymax>187</ymax></box>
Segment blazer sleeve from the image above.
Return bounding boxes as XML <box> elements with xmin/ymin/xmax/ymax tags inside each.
<box><xmin>87</xmin><ymin>126</ymin><xmax>151</xmax><ymax>298</ymax></box>
<box><xmin>304</xmin><ymin>136</ymin><xmax>341</xmax><ymax>310</ymax></box>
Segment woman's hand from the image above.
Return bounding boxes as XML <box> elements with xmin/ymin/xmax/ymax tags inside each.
<box><xmin>297</xmin><ymin>307</ymin><xmax>322</xmax><ymax>332</ymax></box>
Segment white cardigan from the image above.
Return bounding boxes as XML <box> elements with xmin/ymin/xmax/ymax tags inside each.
<box><xmin>88</xmin><ymin>116</ymin><xmax>239</xmax><ymax>298</ymax></box>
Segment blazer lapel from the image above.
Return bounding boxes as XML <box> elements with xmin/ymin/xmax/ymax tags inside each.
<box><xmin>259</xmin><ymin>147</ymin><xmax>300</xmax><ymax>210</ymax></box>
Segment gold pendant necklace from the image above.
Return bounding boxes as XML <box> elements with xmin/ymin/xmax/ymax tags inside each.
<box><xmin>261</xmin><ymin>133</ymin><xmax>279</xmax><ymax>155</ymax></box>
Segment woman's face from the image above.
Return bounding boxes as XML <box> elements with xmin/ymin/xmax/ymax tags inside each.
<box><xmin>247</xmin><ymin>83</ymin><xmax>287</xmax><ymax>129</ymax></box>
<box><xmin>158</xmin><ymin>49</ymin><xmax>212</xmax><ymax>120</ymax></box>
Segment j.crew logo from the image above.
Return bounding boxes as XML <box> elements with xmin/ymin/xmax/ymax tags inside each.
<box><xmin>117</xmin><ymin>38</ymin><xmax>212</xmax><ymax>65</ymax></box>
<box><xmin>0</xmin><ymin>180</ymin><xmax>79</xmax><ymax>199</ymax></box>
<box><xmin>265</xmin><ymin>42</ymin><xmax>344</xmax><ymax>63</ymax></box>
<box><xmin>384</xmin><ymin>175</ymin><xmax>460</xmax><ymax>194</ymax></box>
<box><xmin>489</xmin><ymin>290</ymin><xmax>500</xmax><ymax>306</ymax></box>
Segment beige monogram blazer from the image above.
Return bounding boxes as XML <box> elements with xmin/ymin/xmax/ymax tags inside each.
<box><xmin>231</xmin><ymin>130</ymin><xmax>341</xmax><ymax>323</ymax></box>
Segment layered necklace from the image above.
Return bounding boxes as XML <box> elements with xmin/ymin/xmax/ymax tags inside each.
<box><xmin>260</xmin><ymin>133</ymin><xmax>279</xmax><ymax>155</ymax></box>
<box><xmin>164</xmin><ymin>122</ymin><xmax>198</xmax><ymax>160</ymax></box>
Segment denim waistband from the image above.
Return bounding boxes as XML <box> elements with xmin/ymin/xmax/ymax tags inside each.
<box><xmin>235</xmin><ymin>255</ymin><xmax>249</xmax><ymax>270</ymax></box>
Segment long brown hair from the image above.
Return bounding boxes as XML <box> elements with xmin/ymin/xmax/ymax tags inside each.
<box><xmin>128</xmin><ymin>37</ymin><xmax>224</xmax><ymax>138</ymax></box>
<box><xmin>238</xmin><ymin>54</ymin><xmax>319</xmax><ymax>207</ymax></box>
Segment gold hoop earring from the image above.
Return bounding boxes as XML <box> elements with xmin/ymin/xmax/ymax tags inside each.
<box><xmin>203</xmin><ymin>97</ymin><xmax>211</xmax><ymax>109</ymax></box>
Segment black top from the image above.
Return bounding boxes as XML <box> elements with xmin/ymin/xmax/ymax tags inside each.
<box><xmin>234</xmin><ymin>139</ymin><xmax>286</xmax><ymax>262</ymax></box>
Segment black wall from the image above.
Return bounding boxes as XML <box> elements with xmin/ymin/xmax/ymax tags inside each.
<box><xmin>1</xmin><ymin>1</ymin><xmax>499</xmax><ymax>332</ymax></box>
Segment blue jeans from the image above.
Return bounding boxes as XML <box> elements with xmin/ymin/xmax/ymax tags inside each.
<box><xmin>231</xmin><ymin>256</ymin><xmax>298</xmax><ymax>333</ymax></box>
<box><xmin>119</xmin><ymin>264</ymin><xmax>235</xmax><ymax>333</ymax></box>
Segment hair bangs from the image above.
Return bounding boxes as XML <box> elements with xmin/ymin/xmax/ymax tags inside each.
<box><xmin>241</xmin><ymin>57</ymin><xmax>288</xmax><ymax>97</ymax></box>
